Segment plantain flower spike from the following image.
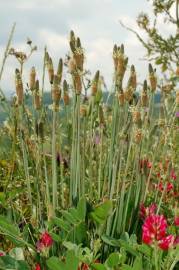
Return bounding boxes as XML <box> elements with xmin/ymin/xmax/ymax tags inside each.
<box><xmin>47</xmin><ymin>57</ymin><xmax>54</xmax><ymax>84</ymax></box>
<box><xmin>130</xmin><ymin>65</ymin><xmax>137</xmax><ymax>90</ymax></box>
<box><xmin>63</xmin><ymin>79</ymin><xmax>70</xmax><ymax>106</ymax></box>
<box><xmin>15</xmin><ymin>68</ymin><xmax>23</xmax><ymax>105</ymax></box>
<box><xmin>52</xmin><ymin>75</ymin><xmax>61</xmax><ymax>111</ymax></box>
<box><xmin>29</xmin><ymin>66</ymin><xmax>36</xmax><ymax>91</ymax></box>
<box><xmin>91</xmin><ymin>70</ymin><xmax>100</xmax><ymax>96</ymax></box>
<box><xmin>141</xmin><ymin>80</ymin><xmax>148</xmax><ymax>107</ymax></box>
<box><xmin>34</xmin><ymin>80</ymin><xmax>41</xmax><ymax>110</ymax></box>
<box><xmin>148</xmin><ymin>63</ymin><xmax>157</xmax><ymax>92</ymax></box>
<box><xmin>57</xmin><ymin>58</ymin><xmax>63</xmax><ymax>84</ymax></box>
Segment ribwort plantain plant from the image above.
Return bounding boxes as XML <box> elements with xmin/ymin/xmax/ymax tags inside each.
<box><xmin>0</xmin><ymin>25</ymin><xmax>178</xmax><ymax>269</ymax></box>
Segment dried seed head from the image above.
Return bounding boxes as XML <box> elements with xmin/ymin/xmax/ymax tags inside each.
<box><xmin>124</xmin><ymin>86</ymin><xmax>133</xmax><ymax>102</ymax></box>
<box><xmin>149</xmin><ymin>64</ymin><xmax>157</xmax><ymax>92</ymax></box>
<box><xmin>113</xmin><ymin>44</ymin><xmax>117</xmax><ymax>54</ymax></box>
<box><xmin>63</xmin><ymin>80</ymin><xmax>70</xmax><ymax>105</ymax></box>
<box><xmin>76</xmin><ymin>37</ymin><xmax>81</xmax><ymax>48</ymax></box>
<box><xmin>134</xmin><ymin>128</ymin><xmax>142</xmax><ymax>144</ymax></box>
<box><xmin>120</xmin><ymin>44</ymin><xmax>124</xmax><ymax>54</ymax></box>
<box><xmin>27</xmin><ymin>37</ymin><xmax>32</xmax><ymax>46</ymax></box>
<box><xmin>117</xmin><ymin>55</ymin><xmax>125</xmax><ymax>77</ymax></box>
<box><xmin>70</xmin><ymin>30</ymin><xmax>75</xmax><ymax>40</ymax></box>
<box><xmin>15</xmin><ymin>69</ymin><xmax>23</xmax><ymax>105</ymax></box>
<box><xmin>80</xmin><ymin>105</ymin><xmax>87</xmax><ymax>117</ymax></box>
<box><xmin>35</xmin><ymin>121</ymin><xmax>44</xmax><ymax>142</ymax></box>
<box><xmin>34</xmin><ymin>80</ymin><xmax>41</xmax><ymax>110</ymax></box>
<box><xmin>14</xmin><ymin>51</ymin><xmax>27</xmax><ymax>62</ymax></box>
<box><xmin>68</xmin><ymin>57</ymin><xmax>76</xmax><ymax>73</ymax></box>
<box><xmin>148</xmin><ymin>63</ymin><xmax>153</xmax><ymax>73</ymax></box>
<box><xmin>130</xmin><ymin>65</ymin><xmax>137</xmax><ymax>89</ymax></box>
<box><xmin>63</xmin><ymin>92</ymin><xmax>70</xmax><ymax>106</ymax></box>
<box><xmin>57</xmin><ymin>58</ymin><xmax>63</xmax><ymax>83</ymax></box>
<box><xmin>132</xmin><ymin>110</ymin><xmax>141</xmax><ymax>124</ymax></box>
<box><xmin>91</xmin><ymin>70</ymin><xmax>100</xmax><ymax>96</ymax></box>
<box><xmin>29</xmin><ymin>66</ymin><xmax>36</xmax><ymax>91</ymax></box>
<box><xmin>118</xmin><ymin>91</ymin><xmax>125</xmax><ymax>105</ymax></box>
<box><xmin>141</xmin><ymin>92</ymin><xmax>148</xmax><ymax>107</ymax></box>
<box><xmin>52</xmin><ymin>75</ymin><xmax>61</xmax><ymax>110</ymax></box>
<box><xmin>47</xmin><ymin>57</ymin><xmax>54</xmax><ymax>84</ymax></box>
<box><xmin>74</xmin><ymin>73</ymin><xmax>82</xmax><ymax>95</ymax></box>
<box><xmin>73</xmin><ymin>53</ymin><xmax>84</xmax><ymax>71</ymax></box>
<box><xmin>63</xmin><ymin>79</ymin><xmax>68</xmax><ymax>92</ymax></box>
<box><xmin>113</xmin><ymin>45</ymin><xmax>118</xmax><ymax>71</ymax></box>
<box><xmin>99</xmin><ymin>105</ymin><xmax>105</xmax><ymax>126</ymax></box>
<box><xmin>69</xmin><ymin>31</ymin><xmax>76</xmax><ymax>54</ymax></box>
<box><xmin>70</xmin><ymin>41</ymin><xmax>76</xmax><ymax>54</ymax></box>
<box><xmin>143</xmin><ymin>80</ymin><xmax>148</xmax><ymax>92</ymax></box>
<box><xmin>113</xmin><ymin>45</ymin><xmax>127</xmax><ymax>79</ymax></box>
<box><xmin>149</xmin><ymin>74</ymin><xmax>157</xmax><ymax>92</ymax></box>
<box><xmin>45</xmin><ymin>51</ymin><xmax>50</xmax><ymax>66</ymax></box>
<box><xmin>140</xmin><ymin>81</ymin><xmax>148</xmax><ymax>107</ymax></box>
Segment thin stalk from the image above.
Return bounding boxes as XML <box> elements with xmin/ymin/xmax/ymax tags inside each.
<box><xmin>81</xmin><ymin>116</ymin><xmax>87</xmax><ymax>196</ymax></box>
<box><xmin>19</xmin><ymin>106</ymin><xmax>32</xmax><ymax>213</ymax></box>
<box><xmin>42</xmin><ymin>150</ymin><xmax>51</xmax><ymax>215</ymax></box>
<box><xmin>97</xmin><ymin>126</ymin><xmax>104</xmax><ymax>199</ymax></box>
<box><xmin>52</xmin><ymin>110</ymin><xmax>57</xmax><ymax>211</ymax></box>
<box><xmin>75</xmin><ymin>95</ymin><xmax>81</xmax><ymax>199</ymax></box>
<box><xmin>70</xmin><ymin>94</ymin><xmax>77</xmax><ymax>205</ymax></box>
<box><xmin>89</xmin><ymin>97</ymin><xmax>94</xmax><ymax>197</ymax></box>
<box><xmin>0</xmin><ymin>23</ymin><xmax>16</xmax><ymax>85</ymax></box>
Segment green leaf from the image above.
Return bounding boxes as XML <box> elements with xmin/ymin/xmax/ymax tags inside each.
<box><xmin>52</xmin><ymin>217</ymin><xmax>70</xmax><ymax>232</ymax></box>
<box><xmin>133</xmin><ymin>256</ymin><xmax>142</xmax><ymax>270</ymax></box>
<box><xmin>77</xmin><ymin>197</ymin><xmax>86</xmax><ymax>221</ymax></box>
<box><xmin>155</xmin><ymin>58</ymin><xmax>162</xmax><ymax>65</ymax></box>
<box><xmin>61</xmin><ymin>210</ymin><xmax>78</xmax><ymax>225</ymax></box>
<box><xmin>119</xmin><ymin>240</ymin><xmax>139</xmax><ymax>257</ymax></box>
<box><xmin>69</xmin><ymin>208</ymin><xmax>82</xmax><ymax>222</ymax></box>
<box><xmin>0</xmin><ymin>216</ymin><xmax>26</xmax><ymax>247</ymax></box>
<box><xmin>90</xmin><ymin>200</ymin><xmax>112</xmax><ymax>225</ymax></box>
<box><xmin>137</xmin><ymin>244</ymin><xmax>152</xmax><ymax>258</ymax></box>
<box><xmin>63</xmin><ymin>241</ymin><xmax>78</xmax><ymax>250</ymax></box>
<box><xmin>0</xmin><ymin>256</ymin><xmax>30</xmax><ymax>270</ymax></box>
<box><xmin>0</xmin><ymin>255</ymin><xmax>16</xmax><ymax>269</ymax></box>
<box><xmin>47</xmin><ymin>256</ymin><xmax>66</xmax><ymax>270</ymax></box>
<box><xmin>75</xmin><ymin>222</ymin><xmax>87</xmax><ymax>244</ymax></box>
<box><xmin>66</xmin><ymin>250</ymin><xmax>79</xmax><ymax>270</ymax></box>
<box><xmin>102</xmin><ymin>235</ymin><xmax>139</xmax><ymax>257</ymax></box>
<box><xmin>105</xmin><ymin>252</ymin><xmax>122</xmax><ymax>268</ymax></box>
<box><xmin>91</xmin><ymin>263</ymin><xmax>107</xmax><ymax>270</ymax></box>
<box><xmin>50</xmin><ymin>232</ymin><xmax>62</xmax><ymax>243</ymax></box>
<box><xmin>120</xmin><ymin>265</ymin><xmax>133</xmax><ymax>270</ymax></box>
<box><xmin>16</xmin><ymin>260</ymin><xmax>30</xmax><ymax>270</ymax></box>
<box><xmin>101</xmin><ymin>235</ymin><xmax>121</xmax><ymax>247</ymax></box>
<box><xmin>47</xmin><ymin>251</ymin><xmax>79</xmax><ymax>270</ymax></box>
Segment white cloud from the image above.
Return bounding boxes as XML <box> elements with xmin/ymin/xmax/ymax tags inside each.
<box><xmin>38</xmin><ymin>29</ymin><xmax>68</xmax><ymax>56</ymax></box>
<box><xmin>1</xmin><ymin>0</ymin><xmax>175</xmax><ymax>94</ymax></box>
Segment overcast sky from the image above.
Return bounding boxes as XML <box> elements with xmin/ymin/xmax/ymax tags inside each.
<box><xmin>0</xmin><ymin>0</ymin><xmax>165</xmax><ymax>96</ymax></box>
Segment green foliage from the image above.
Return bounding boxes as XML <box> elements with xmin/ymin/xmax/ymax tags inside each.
<box><xmin>0</xmin><ymin>256</ymin><xmax>30</xmax><ymax>270</ymax></box>
<box><xmin>47</xmin><ymin>250</ymin><xmax>79</xmax><ymax>270</ymax></box>
<box><xmin>0</xmin><ymin>216</ymin><xmax>28</xmax><ymax>247</ymax></box>
<box><xmin>51</xmin><ymin>197</ymin><xmax>87</xmax><ymax>244</ymax></box>
<box><xmin>90</xmin><ymin>200</ymin><xmax>113</xmax><ymax>226</ymax></box>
